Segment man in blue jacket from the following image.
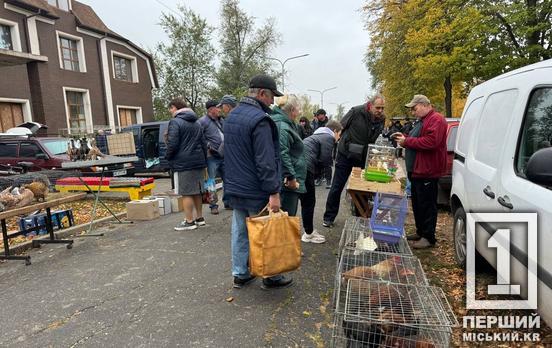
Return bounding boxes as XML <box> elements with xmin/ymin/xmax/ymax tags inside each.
<box><xmin>199</xmin><ymin>100</ymin><xmax>226</xmax><ymax>214</ymax></box>
<box><xmin>224</xmin><ymin>74</ymin><xmax>293</xmax><ymax>290</ymax></box>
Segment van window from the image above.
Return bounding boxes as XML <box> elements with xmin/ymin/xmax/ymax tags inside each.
<box><xmin>474</xmin><ymin>89</ymin><xmax>519</xmax><ymax>168</ymax></box>
<box><xmin>457</xmin><ymin>97</ymin><xmax>483</xmax><ymax>155</ymax></box>
<box><xmin>516</xmin><ymin>87</ymin><xmax>552</xmax><ymax>176</ymax></box>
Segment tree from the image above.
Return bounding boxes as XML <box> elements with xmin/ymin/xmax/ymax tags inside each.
<box><xmin>154</xmin><ymin>5</ymin><xmax>215</xmax><ymax>117</ymax></box>
<box><xmin>335</xmin><ymin>103</ymin><xmax>346</xmax><ymax>121</ymax></box>
<box><xmin>214</xmin><ymin>0</ymin><xmax>281</xmax><ymax>97</ymax></box>
<box><xmin>297</xmin><ymin>94</ymin><xmax>317</xmax><ymax>121</ymax></box>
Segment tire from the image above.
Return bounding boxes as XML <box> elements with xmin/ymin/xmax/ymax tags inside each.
<box><xmin>453</xmin><ymin>206</ymin><xmax>467</xmax><ymax>267</ymax></box>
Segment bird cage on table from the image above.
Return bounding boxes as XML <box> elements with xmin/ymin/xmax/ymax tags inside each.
<box><xmin>331</xmin><ymin>280</ymin><xmax>458</xmax><ymax>348</ymax></box>
<box><xmin>338</xmin><ymin>217</ymin><xmax>411</xmax><ymax>259</ymax></box>
<box><xmin>333</xmin><ymin>250</ymin><xmax>427</xmax><ymax>313</ymax></box>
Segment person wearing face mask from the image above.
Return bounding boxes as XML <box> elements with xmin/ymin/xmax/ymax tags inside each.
<box><xmin>322</xmin><ymin>95</ymin><xmax>386</xmax><ymax>227</ymax></box>
<box><xmin>393</xmin><ymin>95</ymin><xmax>447</xmax><ymax>249</ymax></box>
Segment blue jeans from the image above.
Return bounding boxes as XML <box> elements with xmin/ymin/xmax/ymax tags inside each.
<box><xmin>207</xmin><ymin>156</ymin><xmax>227</xmax><ymax>209</ymax></box>
<box><xmin>231</xmin><ymin>208</ymin><xmax>282</xmax><ymax>281</ymax></box>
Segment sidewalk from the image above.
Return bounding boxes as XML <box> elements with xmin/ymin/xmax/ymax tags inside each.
<box><xmin>0</xmin><ymin>179</ymin><xmax>349</xmax><ymax>347</ymax></box>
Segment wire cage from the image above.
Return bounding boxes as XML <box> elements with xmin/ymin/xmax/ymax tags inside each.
<box><xmin>338</xmin><ymin>217</ymin><xmax>412</xmax><ymax>259</ymax></box>
<box><xmin>370</xmin><ymin>193</ymin><xmax>408</xmax><ymax>244</ymax></box>
<box><xmin>331</xmin><ymin>279</ymin><xmax>458</xmax><ymax>348</ymax></box>
<box><xmin>333</xmin><ymin>250</ymin><xmax>428</xmax><ymax>312</ymax></box>
<box><xmin>332</xmin><ymin>312</ymin><xmax>453</xmax><ymax>348</ymax></box>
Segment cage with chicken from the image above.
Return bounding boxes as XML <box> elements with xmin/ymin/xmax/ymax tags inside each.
<box><xmin>333</xmin><ymin>250</ymin><xmax>428</xmax><ymax>313</ymax></box>
<box><xmin>337</xmin><ymin>217</ymin><xmax>411</xmax><ymax>259</ymax></box>
<box><xmin>331</xmin><ymin>279</ymin><xmax>458</xmax><ymax>348</ymax></box>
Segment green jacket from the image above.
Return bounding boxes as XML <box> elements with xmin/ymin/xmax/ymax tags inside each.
<box><xmin>271</xmin><ymin>107</ymin><xmax>307</xmax><ymax>194</ymax></box>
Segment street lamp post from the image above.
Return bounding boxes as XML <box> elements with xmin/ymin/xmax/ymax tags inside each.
<box><xmin>308</xmin><ymin>87</ymin><xmax>338</xmax><ymax>109</ymax></box>
<box><xmin>267</xmin><ymin>54</ymin><xmax>309</xmax><ymax>92</ymax></box>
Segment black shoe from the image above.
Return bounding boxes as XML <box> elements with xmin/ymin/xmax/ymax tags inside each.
<box><xmin>406</xmin><ymin>234</ymin><xmax>422</xmax><ymax>241</ymax></box>
<box><xmin>195</xmin><ymin>217</ymin><xmax>206</xmax><ymax>226</ymax></box>
<box><xmin>261</xmin><ymin>276</ymin><xmax>293</xmax><ymax>290</ymax></box>
<box><xmin>322</xmin><ymin>220</ymin><xmax>334</xmax><ymax>228</ymax></box>
<box><xmin>233</xmin><ymin>275</ymin><xmax>256</xmax><ymax>289</ymax></box>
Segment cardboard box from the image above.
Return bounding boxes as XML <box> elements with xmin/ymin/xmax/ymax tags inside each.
<box><xmin>156</xmin><ymin>194</ymin><xmax>183</xmax><ymax>213</ymax></box>
<box><xmin>126</xmin><ymin>200</ymin><xmax>160</xmax><ymax>221</ymax></box>
<box><xmin>144</xmin><ymin>196</ymin><xmax>171</xmax><ymax>215</ymax></box>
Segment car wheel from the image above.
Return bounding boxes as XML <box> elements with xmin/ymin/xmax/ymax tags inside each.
<box><xmin>453</xmin><ymin>206</ymin><xmax>467</xmax><ymax>267</ymax></box>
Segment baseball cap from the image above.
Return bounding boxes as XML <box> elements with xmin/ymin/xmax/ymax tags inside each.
<box><xmin>205</xmin><ymin>100</ymin><xmax>219</xmax><ymax>109</ymax></box>
<box><xmin>249</xmin><ymin>74</ymin><xmax>283</xmax><ymax>97</ymax></box>
<box><xmin>217</xmin><ymin>95</ymin><xmax>238</xmax><ymax>107</ymax></box>
<box><xmin>405</xmin><ymin>95</ymin><xmax>431</xmax><ymax>108</ymax></box>
<box><xmin>314</xmin><ymin>109</ymin><xmax>327</xmax><ymax>116</ymax></box>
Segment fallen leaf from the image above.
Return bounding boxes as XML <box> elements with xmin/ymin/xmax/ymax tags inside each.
<box><xmin>226</xmin><ymin>297</ymin><xmax>234</xmax><ymax>303</ymax></box>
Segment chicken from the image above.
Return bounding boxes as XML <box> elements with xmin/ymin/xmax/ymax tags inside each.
<box><xmin>342</xmin><ymin>256</ymin><xmax>415</xmax><ymax>283</ymax></box>
<box><xmin>0</xmin><ymin>186</ymin><xmax>35</xmax><ymax>209</ymax></box>
<box><xmin>15</xmin><ymin>188</ymin><xmax>34</xmax><ymax>208</ymax></box>
<box><xmin>342</xmin><ymin>319</ymin><xmax>384</xmax><ymax>347</ymax></box>
<box><xmin>23</xmin><ymin>181</ymin><xmax>48</xmax><ymax>202</ymax></box>
<box><xmin>0</xmin><ymin>186</ymin><xmax>19</xmax><ymax>209</ymax></box>
<box><xmin>86</xmin><ymin>139</ymin><xmax>104</xmax><ymax>161</ymax></box>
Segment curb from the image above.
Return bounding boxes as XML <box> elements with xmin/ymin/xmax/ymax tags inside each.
<box><xmin>3</xmin><ymin>212</ymin><xmax>127</xmax><ymax>256</ymax></box>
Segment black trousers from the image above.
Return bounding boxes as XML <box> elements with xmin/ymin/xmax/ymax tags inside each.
<box><xmin>409</xmin><ymin>175</ymin><xmax>439</xmax><ymax>244</ymax></box>
<box><xmin>281</xmin><ymin>191</ymin><xmax>300</xmax><ymax>217</ymax></box>
<box><xmin>323</xmin><ymin>153</ymin><xmax>358</xmax><ymax>223</ymax></box>
<box><xmin>299</xmin><ymin>171</ymin><xmax>316</xmax><ymax>234</ymax></box>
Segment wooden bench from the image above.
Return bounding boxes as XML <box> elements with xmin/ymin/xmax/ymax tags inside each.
<box><xmin>55</xmin><ymin>177</ymin><xmax>155</xmax><ymax>200</ymax></box>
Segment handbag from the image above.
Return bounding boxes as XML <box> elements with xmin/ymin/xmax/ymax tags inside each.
<box><xmin>246</xmin><ymin>205</ymin><xmax>301</xmax><ymax>278</ymax></box>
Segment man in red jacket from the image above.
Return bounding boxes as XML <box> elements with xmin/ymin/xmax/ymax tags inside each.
<box><xmin>394</xmin><ymin>95</ymin><xmax>447</xmax><ymax>249</ymax></box>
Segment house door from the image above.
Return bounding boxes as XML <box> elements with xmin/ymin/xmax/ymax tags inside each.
<box><xmin>119</xmin><ymin>108</ymin><xmax>137</xmax><ymax>128</ymax></box>
<box><xmin>0</xmin><ymin>102</ymin><xmax>24</xmax><ymax>132</ymax></box>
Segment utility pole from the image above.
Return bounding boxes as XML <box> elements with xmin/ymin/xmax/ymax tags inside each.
<box><xmin>308</xmin><ymin>87</ymin><xmax>338</xmax><ymax>109</ymax></box>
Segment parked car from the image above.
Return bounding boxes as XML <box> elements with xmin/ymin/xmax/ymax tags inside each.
<box><xmin>0</xmin><ymin>136</ymin><xmax>131</xmax><ymax>176</ymax></box>
<box><xmin>436</xmin><ymin>118</ymin><xmax>460</xmax><ymax>205</ymax></box>
<box><xmin>451</xmin><ymin>59</ymin><xmax>552</xmax><ymax>324</ymax></box>
<box><xmin>122</xmin><ymin>121</ymin><xmax>170</xmax><ymax>174</ymax></box>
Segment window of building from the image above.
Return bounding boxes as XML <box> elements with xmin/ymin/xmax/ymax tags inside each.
<box><xmin>113</xmin><ymin>56</ymin><xmax>133</xmax><ymax>82</ymax></box>
<box><xmin>66</xmin><ymin>91</ymin><xmax>87</xmax><ymax>132</ymax></box>
<box><xmin>0</xmin><ymin>102</ymin><xmax>24</xmax><ymax>132</ymax></box>
<box><xmin>119</xmin><ymin>108</ymin><xmax>137</xmax><ymax>127</ymax></box>
<box><xmin>516</xmin><ymin>87</ymin><xmax>552</xmax><ymax>179</ymax></box>
<box><xmin>0</xmin><ymin>24</ymin><xmax>12</xmax><ymax>50</ymax></box>
<box><xmin>60</xmin><ymin>37</ymin><xmax>79</xmax><ymax>71</ymax></box>
<box><xmin>47</xmin><ymin>0</ymin><xmax>70</xmax><ymax>11</ymax></box>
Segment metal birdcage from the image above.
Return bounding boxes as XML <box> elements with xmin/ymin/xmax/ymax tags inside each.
<box><xmin>338</xmin><ymin>217</ymin><xmax>412</xmax><ymax>258</ymax></box>
<box><xmin>333</xmin><ymin>250</ymin><xmax>428</xmax><ymax>313</ymax></box>
<box><xmin>331</xmin><ymin>279</ymin><xmax>458</xmax><ymax>348</ymax></box>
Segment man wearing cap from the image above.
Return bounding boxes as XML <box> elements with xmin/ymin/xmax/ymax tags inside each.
<box><xmin>223</xmin><ymin>74</ymin><xmax>293</xmax><ymax>290</ymax></box>
<box><xmin>311</xmin><ymin>109</ymin><xmax>329</xmax><ymax>131</ymax></box>
<box><xmin>393</xmin><ymin>95</ymin><xmax>447</xmax><ymax>249</ymax></box>
<box><xmin>217</xmin><ymin>95</ymin><xmax>238</xmax><ymax>117</ymax></box>
<box><xmin>323</xmin><ymin>95</ymin><xmax>386</xmax><ymax>227</ymax></box>
<box><xmin>199</xmin><ymin>99</ymin><xmax>226</xmax><ymax>214</ymax></box>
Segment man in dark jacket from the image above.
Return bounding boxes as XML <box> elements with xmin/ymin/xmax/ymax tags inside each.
<box><xmin>166</xmin><ymin>98</ymin><xmax>208</xmax><ymax>231</ymax></box>
<box><xmin>311</xmin><ymin>109</ymin><xmax>330</xmax><ymax>186</ymax></box>
<box><xmin>300</xmin><ymin>120</ymin><xmax>342</xmax><ymax>244</ymax></box>
<box><xmin>199</xmin><ymin>99</ymin><xmax>226</xmax><ymax>214</ymax></box>
<box><xmin>394</xmin><ymin>95</ymin><xmax>447</xmax><ymax>249</ymax></box>
<box><xmin>311</xmin><ymin>109</ymin><xmax>329</xmax><ymax>131</ymax></box>
<box><xmin>323</xmin><ymin>95</ymin><xmax>386</xmax><ymax>227</ymax></box>
<box><xmin>224</xmin><ymin>74</ymin><xmax>293</xmax><ymax>290</ymax></box>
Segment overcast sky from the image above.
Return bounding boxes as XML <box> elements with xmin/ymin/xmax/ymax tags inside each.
<box><xmin>80</xmin><ymin>0</ymin><xmax>373</xmax><ymax>115</ymax></box>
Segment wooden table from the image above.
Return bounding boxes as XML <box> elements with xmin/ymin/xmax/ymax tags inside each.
<box><xmin>346</xmin><ymin>167</ymin><xmax>403</xmax><ymax>218</ymax></box>
<box><xmin>0</xmin><ymin>192</ymin><xmax>86</xmax><ymax>265</ymax></box>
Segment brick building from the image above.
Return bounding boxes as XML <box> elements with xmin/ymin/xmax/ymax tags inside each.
<box><xmin>0</xmin><ymin>0</ymin><xmax>158</xmax><ymax>135</ymax></box>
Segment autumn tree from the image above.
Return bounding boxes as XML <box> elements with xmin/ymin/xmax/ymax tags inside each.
<box><xmin>154</xmin><ymin>5</ymin><xmax>215</xmax><ymax>118</ymax></box>
<box><xmin>214</xmin><ymin>0</ymin><xmax>281</xmax><ymax>97</ymax></box>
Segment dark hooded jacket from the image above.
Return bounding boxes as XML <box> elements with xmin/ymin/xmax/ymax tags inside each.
<box><xmin>165</xmin><ymin>109</ymin><xmax>207</xmax><ymax>172</ymax></box>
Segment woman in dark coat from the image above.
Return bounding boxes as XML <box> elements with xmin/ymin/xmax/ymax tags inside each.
<box><xmin>298</xmin><ymin>116</ymin><xmax>314</xmax><ymax>140</ymax></box>
<box><xmin>166</xmin><ymin>98</ymin><xmax>208</xmax><ymax>231</ymax></box>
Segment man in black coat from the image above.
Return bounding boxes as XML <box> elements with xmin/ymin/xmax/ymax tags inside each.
<box><xmin>322</xmin><ymin>95</ymin><xmax>386</xmax><ymax>227</ymax></box>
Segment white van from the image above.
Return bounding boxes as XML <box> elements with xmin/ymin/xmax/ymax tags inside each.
<box><xmin>451</xmin><ymin>59</ymin><xmax>552</xmax><ymax>324</ymax></box>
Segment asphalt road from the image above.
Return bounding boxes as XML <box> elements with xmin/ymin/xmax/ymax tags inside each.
<box><xmin>0</xmin><ymin>179</ymin><xmax>351</xmax><ymax>347</ymax></box>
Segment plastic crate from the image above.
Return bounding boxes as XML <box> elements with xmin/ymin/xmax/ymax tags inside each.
<box><xmin>18</xmin><ymin>209</ymin><xmax>74</xmax><ymax>237</ymax></box>
<box><xmin>370</xmin><ymin>193</ymin><xmax>408</xmax><ymax>244</ymax></box>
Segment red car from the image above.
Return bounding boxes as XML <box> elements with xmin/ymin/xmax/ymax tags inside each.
<box><xmin>437</xmin><ymin>118</ymin><xmax>460</xmax><ymax>205</ymax></box>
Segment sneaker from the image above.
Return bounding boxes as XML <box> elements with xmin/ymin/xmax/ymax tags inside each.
<box><xmin>302</xmin><ymin>230</ymin><xmax>326</xmax><ymax>244</ymax></box>
<box><xmin>233</xmin><ymin>275</ymin><xmax>256</xmax><ymax>289</ymax></box>
<box><xmin>195</xmin><ymin>217</ymin><xmax>206</xmax><ymax>226</ymax></box>
<box><xmin>211</xmin><ymin>207</ymin><xmax>219</xmax><ymax>215</ymax></box>
<box><xmin>261</xmin><ymin>276</ymin><xmax>293</xmax><ymax>290</ymax></box>
<box><xmin>174</xmin><ymin>221</ymin><xmax>197</xmax><ymax>231</ymax></box>
<box><xmin>406</xmin><ymin>233</ymin><xmax>421</xmax><ymax>241</ymax></box>
<box><xmin>411</xmin><ymin>237</ymin><xmax>435</xmax><ymax>249</ymax></box>
<box><xmin>322</xmin><ymin>220</ymin><xmax>334</xmax><ymax>228</ymax></box>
